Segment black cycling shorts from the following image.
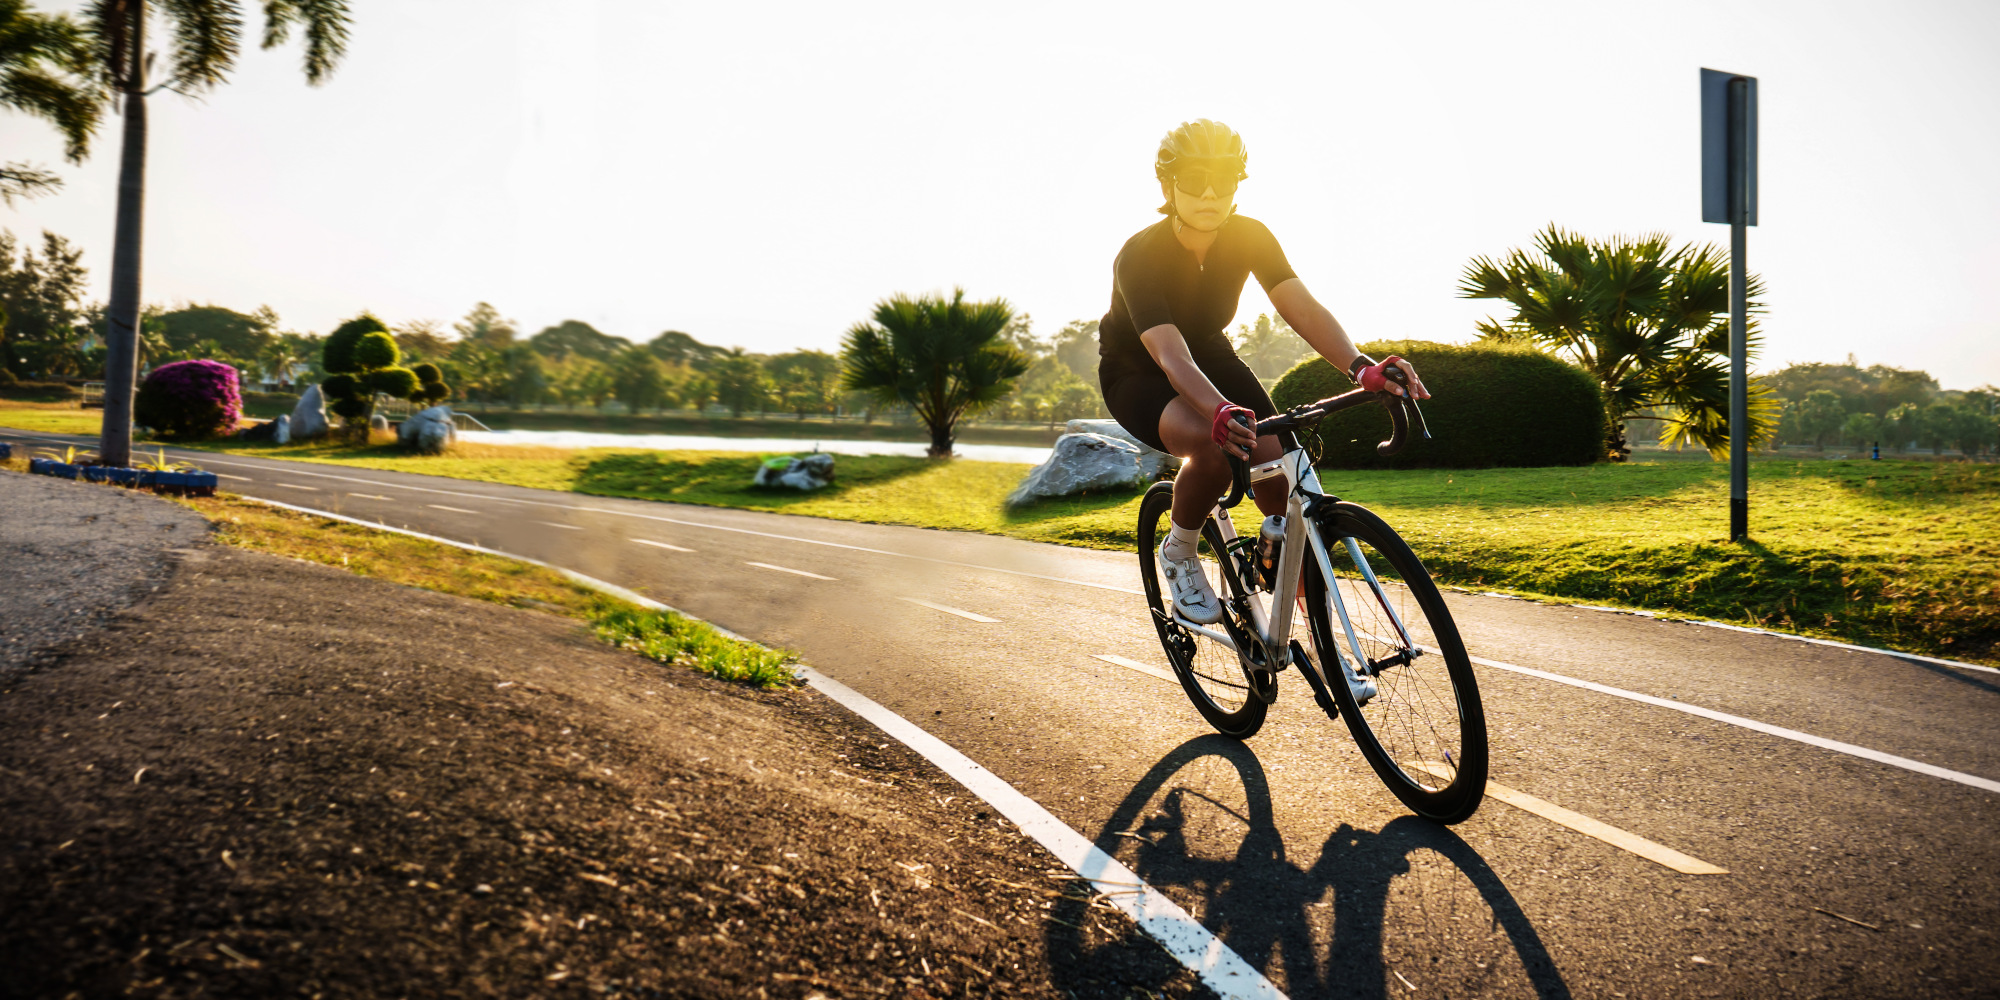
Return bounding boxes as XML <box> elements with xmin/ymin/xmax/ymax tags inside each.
<box><xmin>1099</xmin><ymin>352</ymin><xmax>1277</xmax><ymax>454</ymax></box>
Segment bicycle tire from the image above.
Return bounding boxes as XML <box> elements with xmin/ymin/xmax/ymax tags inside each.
<box><xmin>1306</xmin><ymin>501</ymin><xmax>1486</xmax><ymax>823</ymax></box>
<box><xmin>1136</xmin><ymin>481</ymin><xmax>1267</xmax><ymax>739</ymax></box>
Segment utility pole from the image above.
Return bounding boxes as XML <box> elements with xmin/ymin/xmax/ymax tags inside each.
<box><xmin>1703</xmin><ymin>68</ymin><xmax>1758</xmax><ymax>541</ymax></box>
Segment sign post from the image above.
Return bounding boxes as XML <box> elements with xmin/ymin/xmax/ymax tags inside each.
<box><xmin>1702</xmin><ymin>68</ymin><xmax>1757</xmax><ymax>541</ymax></box>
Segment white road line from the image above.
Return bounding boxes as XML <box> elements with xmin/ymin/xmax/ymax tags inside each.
<box><xmin>633</xmin><ymin>538</ymin><xmax>695</xmax><ymax>553</ymax></box>
<box><xmin>426</xmin><ymin>504</ymin><xmax>479</xmax><ymax>514</ymax></box>
<box><xmin>347</xmin><ymin>493</ymin><xmax>393</xmax><ymax>501</ymax></box>
<box><xmin>901</xmin><ymin>598</ymin><xmax>1001</xmax><ymax>623</ymax></box>
<box><xmin>804</xmin><ymin>668</ymin><xmax>1285</xmax><ymax>999</ymax></box>
<box><xmin>535</xmin><ymin>520</ymin><xmax>584</xmax><ymax>531</ymax></box>
<box><xmin>1406</xmin><ymin>763</ymin><xmax>1727</xmax><ymax>874</ymax></box>
<box><xmin>747</xmin><ymin>561</ymin><xmax>836</xmax><ymax>581</ymax></box>
<box><xmin>1094</xmin><ymin>653</ymin><xmax>1178</xmax><ymax>684</ymax></box>
<box><xmin>215</xmin><ymin>473</ymin><xmax>253</xmax><ymax>481</ymax></box>
<box><xmin>215</xmin><ymin>492</ymin><xmax>1287</xmax><ymax>998</ymax></box>
<box><xmin>272</xmin><ymin>483</ymin><xmax>317</xmax><ymax>491</ymax></box>
<box><xmin>1469</xmin><ymin>652</ymin><xmax>2000</xmax><ymax>795</ymax></box>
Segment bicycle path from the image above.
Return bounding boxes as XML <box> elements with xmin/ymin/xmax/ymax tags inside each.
<box><xmin>8</xmin><ymin>429</ymin><xmax>1996</xmax><ymax>998</ymax></box>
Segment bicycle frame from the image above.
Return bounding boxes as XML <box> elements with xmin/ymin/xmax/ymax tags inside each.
<box><xmin>1166</xmin><ymin>446</ymin><xmax>1416</xmax><ymax>695</ymax></box>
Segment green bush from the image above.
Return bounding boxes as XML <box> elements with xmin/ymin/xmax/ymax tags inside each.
<box><xmin>1271</xmin><ymin>340</ymin><xmax>1605</xmax><ymax>469</ymax></box>
<box><xmin>364</xmin><ymin>366</ymin><xmax>420</xmax><ymax>398</ymax></box>
<box><xmin>353</xmin><ymin>331</ymin><xmax>399</xmax><ymax>370</ymax></box>
<box><xmin>321</xmin><ymin>314</ymin><xmax>389</xmax><ymax>376</ymax></box>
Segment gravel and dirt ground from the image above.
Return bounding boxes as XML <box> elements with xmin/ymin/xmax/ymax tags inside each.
<box><xmin>0</xmin><ymin>472</ymin><xmax>1213</xmax><ymax>999</ymax></box>
<box><xmin>0</xmin><ymin>470</ymin><xmax>206</xmax><ymax>673</ymax></box>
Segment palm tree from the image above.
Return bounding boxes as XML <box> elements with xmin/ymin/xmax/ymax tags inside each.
<box><xmin>0</xmin><ymin>0</ymin><xmax>100</xmax><ymax>205</ymax></box>
<box><xmin>1460</xmin><ymin>225</ymin><xmax>1779</xmax><ymax>460</ymax></box>
<box><xmin>841</xmin><ymin>288</ymin><xmax>1030</xmax><ymax>457</ymax></box>
<box><xmin>90</xmin><ymin>1</ymin><xmax>352</xmax><ymax>467</ymax></box>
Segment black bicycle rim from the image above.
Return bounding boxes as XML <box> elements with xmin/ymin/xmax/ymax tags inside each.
<box><xmin>1137</xmin><ymin>482</ymin><xmax>1267</xmax><ymax>739</ymax></box>
<box><xmin>1310</xmin><ymin>502</ymin><xmax>1487</xmax><ymax>823</ymax></box>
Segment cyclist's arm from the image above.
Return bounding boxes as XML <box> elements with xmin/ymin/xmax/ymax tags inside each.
<box><xmin>1268</xmin><ymin>278</ymin><xmax>1430</xmax><ymax>400</ymax></box>
<box><xmin>1138</xmin><ymin>324</ymin><xmax>1257</xmax><ymax>455</ymax></box>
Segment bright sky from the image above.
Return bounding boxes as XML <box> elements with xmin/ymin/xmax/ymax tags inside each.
<box><xmin>3</xmin><ymin>0</ymin><xmax>1996</xmax><ymax>388</ymax></box>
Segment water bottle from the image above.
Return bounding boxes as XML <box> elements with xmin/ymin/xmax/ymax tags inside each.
<box><xmin>1256</xmin><ymin>515</ymin><xmax>1285</xmax><ymax>591</ymax></box>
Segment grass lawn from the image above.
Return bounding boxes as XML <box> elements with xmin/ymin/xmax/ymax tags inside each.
<box><xmin>7</xmin><ymin>404</ymin><xmax>1994</xmax><ymax>665</ymax></box>
<box><xmin>0</xmin><ymin>403</ymin><xmax>109</xmax><ymax>436</ymax></box>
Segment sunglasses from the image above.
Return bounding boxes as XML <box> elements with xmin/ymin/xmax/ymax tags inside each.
<box><xmin>1173</xmin><ymin>168</ymin><xmax>1241</xmax><ymax>198</ymax></box>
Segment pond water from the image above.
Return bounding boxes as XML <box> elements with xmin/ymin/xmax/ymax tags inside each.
<box><xmin>456</xmin><ymin>428</ymin><xmax>1053</xmax><ymax>465</ymax></box>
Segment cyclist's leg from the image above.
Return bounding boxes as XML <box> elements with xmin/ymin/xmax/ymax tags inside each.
<box><xmin>1198</xmin><ymin>354</ymin><xmax>1289</xmax><ymax>520</ymax></box>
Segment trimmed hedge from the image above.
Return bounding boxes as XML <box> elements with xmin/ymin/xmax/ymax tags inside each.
<box><xmin>134</xmin><ymin>359</ymin><xmax>243</xmax><ymax>440</ymax></box>
<box><xmin>1270</xmin><ymin>340</ymin><xmax>1604</xmax><ymax>469</ymax></box>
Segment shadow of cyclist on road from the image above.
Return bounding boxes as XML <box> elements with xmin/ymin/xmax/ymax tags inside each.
<box><xmin>1047</xmin><ymin>735</ymin><xmax>1570</xmax><ymax>999</ymax></box>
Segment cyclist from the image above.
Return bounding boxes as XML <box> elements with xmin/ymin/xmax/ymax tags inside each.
<box><xmin>1098</xmin><ymin>118</ymin><xmax>1431</xmax><ymax>627</ymax></box>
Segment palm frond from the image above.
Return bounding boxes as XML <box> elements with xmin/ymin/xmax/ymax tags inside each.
<box><xmin>158</xmin><ymin>0</ymin><xmax>242</xmax><ymax>93</ymax></box>
<box><xmin>261</xmin><ymin>0</ymin><xmax>349</xmax><ymax>85</ymax></box>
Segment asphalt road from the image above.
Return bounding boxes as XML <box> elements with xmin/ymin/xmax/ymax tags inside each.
<box><xmin>9</xmin><ymin>430</ymin><xmax>1997</xmax><ymax>999</ymax></box>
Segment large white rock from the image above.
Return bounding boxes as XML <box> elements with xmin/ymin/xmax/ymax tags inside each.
<box><xmin>1008</xmin><ymin>432</ymin><xmax>1154</xmax><ymax>506</ymax></box>
<box><xmin>1064</xmin><ymin>418</ymin><xmax>1180</xmax><ymax>480</ymax></box>
<box><xmin>753</xmin><ymin>452</ymin><xmax>834</xmax><ymax>490</ymax></box>
<box><xmin>397</xmin><ymin>405</ymin><xmax>457</xmax><ymax>454</ymax></box>
<box><xmin>289</xmin><ymin>384</ymin><xmax>330</xmax><ymax>440</ymax></box>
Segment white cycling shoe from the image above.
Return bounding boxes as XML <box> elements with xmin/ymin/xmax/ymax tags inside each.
<box><xmin>1345</xmin><ymin>665</ymin><xmax>1378</xmax><ymax>706</ymax></box>
<box><xmin>1158</xmin><ymin>543</ymin><xmax>1224</xmax><ymax>625</ymax></box>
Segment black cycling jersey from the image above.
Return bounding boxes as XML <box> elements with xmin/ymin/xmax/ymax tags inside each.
<box><xmin>1096</xmin><ymin>214</ymin><xmax>1298</xmax><ymax>378</ymax></box>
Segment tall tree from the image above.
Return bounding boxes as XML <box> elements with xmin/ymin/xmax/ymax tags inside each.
<box><xmin>1232</xmin><ymin>312</ymin><xmax>1308</xmax><ymax>382</ymax></box>
<box><xmin>528</xmin><ymin>319</ymin><xmax>627</xmax><ymax>363</ymax></box>
<box><xmin>454</xmin><ymin>302</ymin><xmax>517</xmax><ymax>349</ymax></box>
<box><xmin>0</xmin><ymin>228</ymin><xmax>90</xmax><ymax>378</ymax></box>
<box><xmin>710</xmin><ymin>348</ymin><xmax>768</xmax><ymax>417</ymax></box>
<box><xmin>0</xmin><ymin>0</ymin><xmax>100</xmax><ymax>205</ymax></box>
<box><xmin>91</xmin><ymin>0</ymin><xmax>353</xmax><ymax>466</ymax></box>
<box><xmin>647</xmin><ymin>328</ymin><xmax>723</xmax><ymax>368</ymax></box>
<box><xmin>611</xmin><ymin>347</ymin><xmax>667</xmax><ymax>413</ymax></box>
<box><xmin>841</xmin><ymin>288</ymin><xmax>1030</xmax><ymax>457</ymax></box>
<box><xmin>1460</xmin><ymin>225</ymin><xmax>1778</xmax><ymax>460</ymax></box>
<box><xmin>766</xmin><ymin>349</ymin><xmax>841</xmax><ymax>418</ymax></box>
<box><xmin>392</xmin><ymin>318</ymin><xmax>453</xmax><ymax>360</ymax></box>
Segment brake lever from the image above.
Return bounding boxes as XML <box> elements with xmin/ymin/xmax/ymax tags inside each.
<box><xmin>1381</xmin><ymin>363</ymin><xmax>1432</xmax><ymax>441</ymax></box>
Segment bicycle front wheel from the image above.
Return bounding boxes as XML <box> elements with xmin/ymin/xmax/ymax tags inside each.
<box><xmin>1307</xmin><ymin>501</ymin><xmax>1487</xmax><ymax>823</ymax></box>
<box><xmin>1136</xmin><ymin>481</ymin><xmax>1267</xmax><ymax>740</ymax></box>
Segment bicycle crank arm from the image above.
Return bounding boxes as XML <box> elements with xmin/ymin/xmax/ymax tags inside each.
<box><xmin>1290</xmin><ymin>639</ymin><xmax>1340</xmax><ymax>721</ymax></box>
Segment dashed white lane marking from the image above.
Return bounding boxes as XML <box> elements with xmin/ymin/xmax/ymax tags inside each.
<box><xmin>1406</xmin><ymin>763</ymin><xmax>1727</xmax><ymax>874</ymax></box>
<box><xmin>747</xmin><ymin>561</ymin><xmax>836</xmax><ymax>581</ymax></box>
<box><xmin>633</xmin><ymin>538</ymin><xmax>695</xmax><ymax>553</ymax></box>
<box><xmin>211</xmin><ymin>492</ymin><xmax>1290</xmax><ymax>999</ymax></box>
<box><xmin>1468</xmin><ymin>652</ymin><xmax>2000</xmax><ymax>795</ymax></box>
<box><xmin>167</xmin><ymin>455</ymin><xmax>1145</xmax><ymax>595</ymax></box>
<box><xmin>901</xmin><ymin>598</ymin><xmax>1000</xmax><ymax>623</ymax></box>
<box><xmin>535</xmin><ymin>520</ymin><xmax>584</xmax><ymax>531</ymax></box>
<box><xmin>272</xmin><ymin>483</ymin><xmax>317</xmax><ymax>491</ymax></box>
<box><xmin>426</xmin><ymin>504</ymin><xmax>479</xmax><ymax>514</ymax></box>
<box><xmin>348</xmin><ymin>493</ymin><xmax>393</xmax><ymax>501</ymax></box>
<box><xmin>215</xmin><ymin>473</ymin><xmax>252</xmax><ymax>481</ymax></box>
<box><xmin>139</xmin><ymin>447</ymin><xmax>1998</xmax><ymax>673</ymax></box>
<box><xmin>1093</xmin><ymin>653</ymin><xmax>1178</xmax><ymax>684</ymax></box>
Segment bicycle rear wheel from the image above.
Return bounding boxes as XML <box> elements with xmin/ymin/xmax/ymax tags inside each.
<box><xmin>1306</xmin><ymin>501</ymin><xmax>1486</xmax><ymax>823</ymax></box>
<box><xmin>1136</xmin><ymin>481</ymin><xmax>1267</xmax><ymax>739</ymax></box>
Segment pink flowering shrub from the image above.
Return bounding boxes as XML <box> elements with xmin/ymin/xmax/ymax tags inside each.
<box><xmin>134</xmin><ymin>359</ymin><xmax>243</xmax><ymax>439</ymax></box>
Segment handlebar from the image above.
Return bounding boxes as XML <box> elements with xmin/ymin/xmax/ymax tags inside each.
<box><xmin>1219</xmin><ymin>362</ymin><xmax>1431</xmax><ymax>510</ymax></box>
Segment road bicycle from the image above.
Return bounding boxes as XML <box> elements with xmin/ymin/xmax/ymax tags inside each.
<box><xmin>1136</xmin><ymin>366</ymin><xmax>1488</xmax><ymax>823</ymax></box>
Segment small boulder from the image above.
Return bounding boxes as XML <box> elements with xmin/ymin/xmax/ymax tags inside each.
<box><xmin>289</xmin><ymin>384</ymin><xmax>330</xmax><ymax>440</ymax></box>
<box><xmin>1064</xmin><ymin>418</ymin><xmax>1180</xmax><ymax>480</ymax></box>
<box><xmin>398</xmin><ymin>405</ymin><xmax>457</xmax><ymax>455</ymax></box>
<box><xmin>753</xmin><ymin>452</ymin><xmax>835</xmax><ymax>490</ymax></box>
<box><xmin>369</xmin><ymin>413</ymin><xmax>390</xmax><ymax>434</ymax></box>
<box><xmin>235</xmin><ymin>414</ymin><xmax>291</xmax><ymax>444</ymax></box>
<box><xmin>1008</xmin><ymin>432</ymin><xmax>1151</xmax><ymax>506</ymax></box>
